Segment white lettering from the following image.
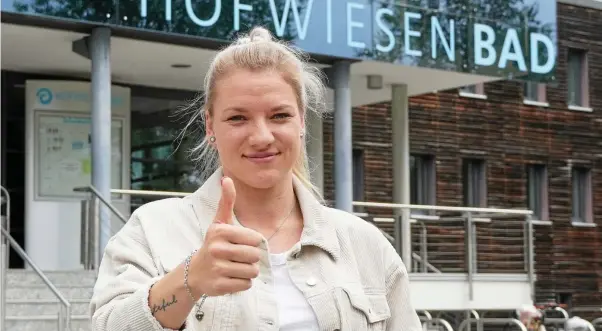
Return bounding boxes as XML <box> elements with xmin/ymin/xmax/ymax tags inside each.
<box><xmin>498</xmin><ymin>28</ymin><xmax>527</xmax><ymax>71</ymax></box>
<box><xmin>404</xmin><ymin>12</ymin><xmax>422</xmax><ymax>57</ymax></box>
<box><xmin>234</xmin><ymin>0</ymin><xmax>252</xmax><ymax>31</ymax></box>
<box><xmin>431</xmin><ymin>16</ymin><xmax>455</xmax><ymax>61</ymax></box>
<box><xmin>140</xmin><ymin>0</ymin><xmax>172</xmax><ymax>21</ymax></box>
<box><xmin>141</xmin><ymin>0</ymin><xmax>147</xmax><ymax>18</ymax></box>
<box><xmin>347</xmin><ymin>2</ymin><xmax>365</xmax><ymax>48</ymax></box>
<box><xmin>474</xmin><ymin>23</ymin><xmax>496</xmax><ymax>66</ymax></box>
<box><xmin>326</xmin><ymin>0</ymin><xmax>332</xmax><ymax>44</ymax></box>
<box><xmin>269</xmin><ymin>0</ymin><xmax>314</xmax><ymax>40</ymax></box>
<box><xmin>186</xmin><ymin>0</ymin><xmax>221</xmax><ymax>27</ymax></box>
<box><xmin>375</xmin><ymin>8</ymin><xmax>394</xmax><ymax>53</ymax></box>
<box><xmin>166</xmin><ymin>0</ymin><xmax>172</xmax><ymax>22</ymax></box>
<box><xmin>530</xmin><ymin>33</ymin><xmax>555</xmax><ymax>74</ymax></box>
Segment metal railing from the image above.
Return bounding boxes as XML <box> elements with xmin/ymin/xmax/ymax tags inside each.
<box><xmin>1</xmin><ymin>185</ymin><xmax>71</xmax><ymax>331</ymax></box>
<box><xmin>74</xmin><ymin>186</ymin><xmax>127</xmax><ymax>269</ymax></box>
<box><xmin>77</xmin><ymin>187</ymin><xmax>546</xmax><ymax>279</ymax></box>
<box><xmin>352</xmin><ymin>201</ymin><xmax>550</xmax><ymax>302</ymax></box>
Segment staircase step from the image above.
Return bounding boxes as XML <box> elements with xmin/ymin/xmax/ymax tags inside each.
<box><xmin>7</xmin><ymin>299</ymin><xmax>90</xmax><ymax>316</ymax></box>
<box><xmin>6</xmin><ymin>285</ymin><xmax>93</xmax><ymax>300</ymax></box>
<box><xmin>6</xmin><ymin>269</ymin><xmax>97</xmax><ymax>287</ymax></box>
<box><xmin>5</xmin><ymin>315</ymin><xmax>90</xmax><ymax>331</ymax></box>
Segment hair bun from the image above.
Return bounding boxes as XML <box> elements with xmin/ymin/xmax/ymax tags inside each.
<box><xmin>248</xmin><ymin>27</ymin><xmax>273</xmax><ymax>42</ymax></box>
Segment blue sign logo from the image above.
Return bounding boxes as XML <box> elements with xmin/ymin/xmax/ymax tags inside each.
<box><xmin>36</xmin><ymin>88</ymin><xmax>53</xmax><ymax>105</ymax></box>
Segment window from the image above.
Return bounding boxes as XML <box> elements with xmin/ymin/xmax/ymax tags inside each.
<box><xmin>410</xmin><ymin>155</ymin><xmax>436</xmax><ymax>213</ymax></box>
<box><xmin>526</xmin><ymin>164</ymin><xmax>548</xmax><ymax>221</ymax></box>
<box><xmin>352</xmin><ymin>149</ymin><xmax>365</xmax><ymax>203</ymax></box>
<box><xmin>572</xmin><ymin>167</ymin><xmax>593</xmax><ymax>223</ymax></box>
<box><xmin>459</xmin><ymin>83</ymin><xmax>486</xmax><ymax>98</ymax></box>
<box><xmin>567</xmin><ymin>48</ymin><xmax>589</xmax><ymax>108</ymax></box>
<box><xmin>463</xmin><ymin>159</ymin><xmax>487</xmax><ymax>207</ymax></box>
<box><xmin>524</xmin><ymin>82</ymin><xmax>547</xmax><ymax>104</ymax></box>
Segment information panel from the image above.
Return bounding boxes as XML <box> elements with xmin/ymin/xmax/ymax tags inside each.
<box><xmin>36</xmin><ymin>112</ymin><xmax>123</xmax><ymax>199</ymax></box>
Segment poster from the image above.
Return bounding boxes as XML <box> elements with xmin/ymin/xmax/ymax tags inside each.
<box><xmin>36</xmin><ymin>113</ymin><xmax>123</xmax><ymax>199</ymax></box>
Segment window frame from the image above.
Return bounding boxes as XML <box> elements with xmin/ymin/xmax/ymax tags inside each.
<box><xmin>462</xmin><ymin>158</ymin><xmax>487</xmax><ymax>208</ymax></box>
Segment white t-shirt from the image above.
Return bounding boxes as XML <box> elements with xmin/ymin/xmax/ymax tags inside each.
<box><xmin>269</xmin><ymin>252</ymin><xmax>320</xmax><ymax>331</ymax></box>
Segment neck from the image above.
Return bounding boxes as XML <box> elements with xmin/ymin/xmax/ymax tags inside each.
<box><xmin>230</xmin><ymin>174</ymin><xmax>297</xmax><ymax>229</ymax></box>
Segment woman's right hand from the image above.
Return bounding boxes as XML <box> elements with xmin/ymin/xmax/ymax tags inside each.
<box><xmin>188</xmin><ymin>176</ymin><xmax>264</xmax><ymax>297</ymax></box>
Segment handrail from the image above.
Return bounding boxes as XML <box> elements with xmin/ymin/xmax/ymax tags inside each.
<box><xmin>353</xmin><ymin>200</ymin><xmax>533</xmax><ymax>215</ymax></box>
<box><xmin>74</xmin><ymin>186</ymin><xmax>128</xmax><ymax>224</ymax></box>
<box><xmin>107</xmin><ymin>188</ymin><xmax>535</xmax><ymax>216</ymax></box>
<box><xmin>0</xmin><ymin>226</ymin><xmax>71</xmax><ymax>331</ymax></box>
<box><xmin>112</xmin><ymin>188</ymin><xmax>190</xmax><ymax>198</ymax></box>
<box><xmin>0</xmin><ymin>186</ymin><xmax>10</xmax><ymax>245</ymax></box>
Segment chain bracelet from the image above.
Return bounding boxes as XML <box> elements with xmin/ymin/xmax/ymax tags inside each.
<box><xmin>184</xmin><ymin>249</ymin><xmax>208</xmax><ymax>321</ymax></box>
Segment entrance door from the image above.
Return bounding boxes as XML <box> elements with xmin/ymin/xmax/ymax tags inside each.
<box><xmin>1</xmin><ymin>71</ymin><xmax>28</xmax><ymax>268</ymax></box>
<box><xmin>129</xmin><ymin>88</ymin><xmax>200</xmax><ymax>212</ymax></box>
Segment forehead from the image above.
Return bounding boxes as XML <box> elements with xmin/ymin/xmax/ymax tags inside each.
<box><xmin>212</xmin><ymin>69</ymin><xmax>298</xmax><ymax>111</ymax></box>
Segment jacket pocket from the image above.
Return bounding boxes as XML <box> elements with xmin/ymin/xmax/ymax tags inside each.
<box><xmin>334</xmin><ymin>284</ymin><xmax>391</xmax><ymax>331</ymax></box>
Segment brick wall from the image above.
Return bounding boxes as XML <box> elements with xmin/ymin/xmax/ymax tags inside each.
<box><xmin>323</xmin><ymin>2</ymin><xmax>602</xmax><ymax>311</ymax></box>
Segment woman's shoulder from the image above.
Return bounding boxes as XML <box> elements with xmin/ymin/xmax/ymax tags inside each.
<box><xmin>320</xmin><ymin>205</ymin><xmax>394</xmax><ymax>255</ymax></box>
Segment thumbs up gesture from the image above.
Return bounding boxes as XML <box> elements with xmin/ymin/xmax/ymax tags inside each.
<box><xmin>189</xmin><ymin>177</ymin><xmax>263</xmax><ymax>297</ymax></box>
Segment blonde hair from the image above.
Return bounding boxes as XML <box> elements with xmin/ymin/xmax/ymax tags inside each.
<box><xmin>176</xmin><ymin>26</ymin><xmax>326</xmax><ymax>201</ymax></box>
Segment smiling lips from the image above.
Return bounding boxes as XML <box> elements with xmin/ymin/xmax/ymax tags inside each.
<box><xmin>244</xmin><ymin>151</ymin><xmax>280</xmax><ymax>163</ymax></box>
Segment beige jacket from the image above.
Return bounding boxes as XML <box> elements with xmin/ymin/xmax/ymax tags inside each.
<box><xmin>89</xmin><ymin>169</ymin><xmax>422</xmax><ymax>331</ymax></box>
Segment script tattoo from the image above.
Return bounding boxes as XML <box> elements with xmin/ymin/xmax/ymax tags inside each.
<box><xmin>151</xmin><ymin>295</ymin><xmax>178</xmax><ymax>315</ymax></box>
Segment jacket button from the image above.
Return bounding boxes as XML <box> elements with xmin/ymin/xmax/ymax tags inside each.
<box><xmin>306</xmin><ymin>277</ymin><xmax>317</xmax><ymax>286</ymax></box>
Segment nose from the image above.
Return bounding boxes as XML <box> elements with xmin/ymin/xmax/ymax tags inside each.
<box><xmin>248</xmin><ymin>119</ymin><xmax>275</xmax><ymax>147</ymax></box>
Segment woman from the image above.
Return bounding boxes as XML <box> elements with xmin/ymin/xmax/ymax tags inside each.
<box><xmin>89</xmin><ymin>26</ymin><xmax>422</xmax><ymax>331</ymax></box>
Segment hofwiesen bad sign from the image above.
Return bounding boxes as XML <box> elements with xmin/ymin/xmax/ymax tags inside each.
<box><xmin>139</xmin><ymin>0</ymin><xmax>556</xmax><ymax>79</ymax></box>
<box><xmin>5</xmin><ymin>0</ymin><xmax>557</xmax><ymax>80</ymax></box>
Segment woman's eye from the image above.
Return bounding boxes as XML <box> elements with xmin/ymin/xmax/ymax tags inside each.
<box><xmin>227</xmin><ymin>115</ymin><xmax>245</xmax><ymax>121</ymax></box>
<box><xmin>273</xmin><ymin>113</ymin><xmax>292</xmax><ymax>119</ymax></box>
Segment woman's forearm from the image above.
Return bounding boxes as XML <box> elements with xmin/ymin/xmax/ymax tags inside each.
<box><xmin>147</xmin><ymin>262</ymin><xmax>197</xmax><ymax>330</ymax></box>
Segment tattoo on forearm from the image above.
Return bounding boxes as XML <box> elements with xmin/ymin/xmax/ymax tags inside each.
<box><xmin>151</xmin><ymin>295</ymin><xmax>178</xmax><ymax>315</ymax></box>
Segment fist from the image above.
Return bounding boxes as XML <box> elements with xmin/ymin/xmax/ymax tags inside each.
<box><xmin>189</xmin><ymin>177</ymin><xmax>264</xmax><ymax>297</ymax></box>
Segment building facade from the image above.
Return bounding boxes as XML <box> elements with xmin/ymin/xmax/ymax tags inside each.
<box><xmin>322</xmin><ymin>0</ymin><xmax>602</xmax><ymax>313</ymax></box>
<box><xmin>3</xmin><ymin>0</ymin><xmax>601</xmax><ymax>322</ymax></box>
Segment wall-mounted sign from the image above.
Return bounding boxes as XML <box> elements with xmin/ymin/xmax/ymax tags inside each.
<box><xmin>4</xmin><ymin>0</ymin><xmax>557</xmax><ymax>81</ymax></box>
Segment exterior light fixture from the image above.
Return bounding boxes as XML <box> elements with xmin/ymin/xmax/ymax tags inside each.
<box><xmin>171</xmin><ymin>63</ymin><xmax>191</xmax><ymax>69</ymax></box>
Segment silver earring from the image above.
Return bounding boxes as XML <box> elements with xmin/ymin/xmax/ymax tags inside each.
<box><xmin>209</xmin><ymin>136</ymin><xmax>216</xmax><ymax>143</ymax></box>
<box><xmin>300</xmin><ymin>132</ymin><xmax>304</xmax><ymax>138</ymax></box>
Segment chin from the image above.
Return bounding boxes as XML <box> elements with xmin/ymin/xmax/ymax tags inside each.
<box><xmin>240</xmin><ymin>168</ymin><xmax>286</xmax><ymax>189</ymax></box>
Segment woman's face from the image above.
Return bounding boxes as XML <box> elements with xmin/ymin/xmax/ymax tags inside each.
<box><xmin>206</xmin><ymin>68</ymin><xmax>304</xmax><ymax>189</ymax></box>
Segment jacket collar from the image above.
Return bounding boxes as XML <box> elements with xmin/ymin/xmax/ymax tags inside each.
<box><xmin>188</xmin><ymin>168</ymin><xmax>340</xmax><ymax>261</ymax></box>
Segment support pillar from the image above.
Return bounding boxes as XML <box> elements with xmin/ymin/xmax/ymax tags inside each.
<box><xmin>306</xmin><ymin>109</ymin><xmax>324</xmax><ymax>195</ymax></box>
<box><xmin>391</xmin><ymin>84</ymin><xmax>412</xmax><ymax>266</ymax></box>
<box><xmin>331</xmin><ymin>61</ymin><xmax>353</xmax><ymax>212</ymax></box>
<box><xmin>89</xmin><ymin>28</ymin><xmax>112</xmax><ymax>256</ymax></box>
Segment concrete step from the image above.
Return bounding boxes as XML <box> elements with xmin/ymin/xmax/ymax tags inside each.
<box><xmin>6</xmin><ymin>285</ymin><xmax>93</xmax><ymax>300</ymax></box>
<box><xmin>5</xmin><ymin>314</ymin><xmax>90</xmax><ymax>331</ymax></box>
<box><xmin>7</xmin><ymin>298</ymin><xmax>90</xmax><ymax>316</ymax></box>
<box><xmin>6</xmin><ymin>269</ymin><xmax>97</xmax><ymax>288</ymax></box>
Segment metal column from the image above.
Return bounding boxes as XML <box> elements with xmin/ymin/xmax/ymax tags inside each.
<box><xmin>89</xmin><ymin>28</ymin><xmax>112</xmax><ymax>256</ymax></box>
<box><xmin>332</xmin><ymin>61</ymin><xmax>353</xmax><ymax>212</ymax></box>
<box><xmin>391</xmin><ymin>84</ymin><xmax>412</xmax><ymax>265</ymax></box>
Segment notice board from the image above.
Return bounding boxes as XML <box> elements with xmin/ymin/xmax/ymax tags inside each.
<box><xmin>35</xmin><ymin>112</ymin><xmax>124</xmax><ymax>199</ymax></box>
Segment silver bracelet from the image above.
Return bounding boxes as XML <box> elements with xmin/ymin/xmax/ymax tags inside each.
<box><xmin>184</xmin><ymin>249</ymin><xmax>207</xmax><ymax>321</ymax></box>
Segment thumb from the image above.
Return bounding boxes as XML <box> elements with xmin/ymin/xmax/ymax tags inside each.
<box><xmin>214</xmin><ymin>176</ymin><xmax>236</xmax><ymax>224</ymax></box>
